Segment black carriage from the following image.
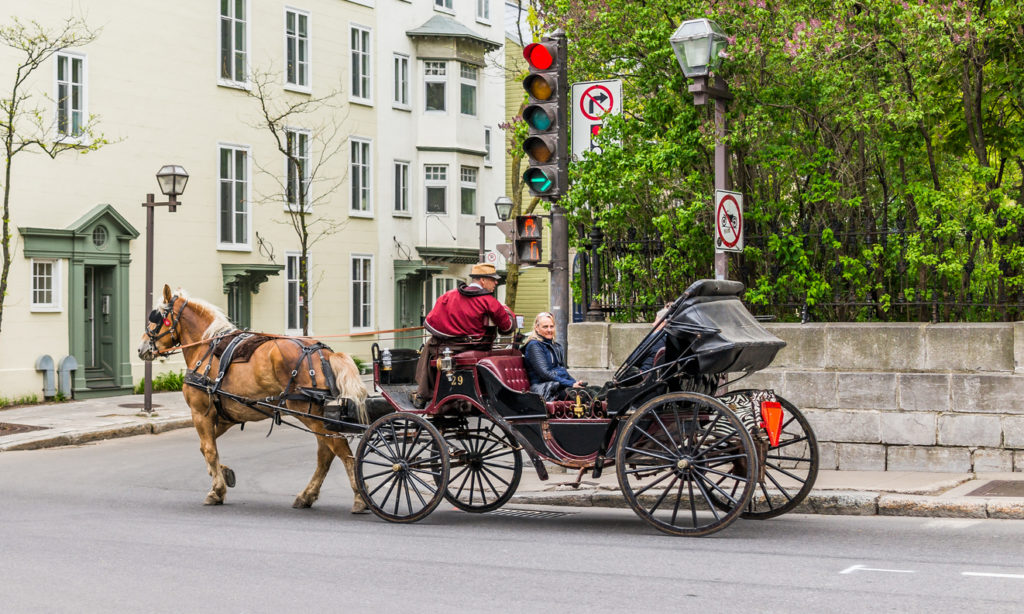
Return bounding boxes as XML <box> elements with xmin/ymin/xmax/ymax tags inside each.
<box><xmin>357</xmin><ymin>279</ymin><xmax>819</xmax><ymax>536</ymax></box>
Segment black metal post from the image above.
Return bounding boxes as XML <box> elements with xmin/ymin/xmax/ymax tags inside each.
<box><xmin>477</xmin><ymin>215</ymin><xmax>486</xmax><ymax>263</ymax></box>
<box><xmin>142</xmin><ymin>192</ymin><xmax>179</xmax><ymax>414</ymax></box>
<box><xmin>689</xmin><ymin>74</ymin><xmax>733</xmax><ymax>280</ymax></box>
<box><xmin>586</xmin><ymin>225</ymin><xmax>604</xmax><ymax>321</ymax></box>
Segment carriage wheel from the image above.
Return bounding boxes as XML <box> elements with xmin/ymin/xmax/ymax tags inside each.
<box><xmin>438</xmin><ymin>414</ymin><xmax>523</xmax><ymax>513</ymax></box>
<box><xmin>615</xmin><ymin>392</ymin><xmax>756</xmax><ymax>537</ymax></box>
<box><xmin>724</xmin><ymin>391</ymin><xmax>819</xmax><ymax>520</ymax></box>
<box><xmin>355</xmin><ymin>412</ymin><xmax>450</xmax><ymax>523</ymax></box>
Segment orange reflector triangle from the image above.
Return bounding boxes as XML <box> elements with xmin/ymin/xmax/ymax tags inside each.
<box><xmin>760</xmin><ymin>401</ymin><xmax>784</xmax><ymax>447</ymax></box>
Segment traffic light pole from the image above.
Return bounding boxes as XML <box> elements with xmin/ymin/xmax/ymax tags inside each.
<box><xmin>550</xmin><ymin>203</ymin><xmax>570</xmax><ymax>350</ymax></box>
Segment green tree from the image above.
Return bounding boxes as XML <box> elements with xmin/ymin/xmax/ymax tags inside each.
<box><xmin>0</xmin><ymin>16</ymin><xmax>108</xmax><ymax>335</ymax></box>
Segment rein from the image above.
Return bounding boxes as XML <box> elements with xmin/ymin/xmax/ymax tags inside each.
<box><xmin>152</xmin><ymin>325</ymin><xmax>428</xmax><ymax>358</ymax></box>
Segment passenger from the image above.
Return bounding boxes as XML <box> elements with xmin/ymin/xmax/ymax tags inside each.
<box><xmin>522</xmin><ymin>312</ymin><xmax>584</xmax><ymax>401</ymax></box>
<box><xmin>412</xmin><ymin>263</ymin><xmax>515</xmax><ymax>408</ymax></box>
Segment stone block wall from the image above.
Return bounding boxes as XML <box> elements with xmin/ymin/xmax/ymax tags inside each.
<box><xmin>567</xmin><ymin>321</ymin><xmax>1024</xmax><ymax>472</ymax></box>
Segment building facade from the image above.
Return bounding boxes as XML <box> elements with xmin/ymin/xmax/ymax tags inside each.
<box><xmin>0</xmin><ymin>0</ymin><xmax>506</xmax><ymax>399</ymax></box>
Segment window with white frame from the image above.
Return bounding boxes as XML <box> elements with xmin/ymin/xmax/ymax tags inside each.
<box><xmin>434</xmin><ymin>0</ymin><xmax>453</xmax><ymax>10</ymax></box>
<box><xmin>460</xmin><ymin>63</ymin><xmax>477</xmax><ymax>116</ymax></box>
<box><xmin>424</xmin><ymin>61</ymin><xmax>446</xmax><ymax>112</ymax></box>
<box><xmin>431</xmin><ymin>276</ymin><xmax>457</xmax><ymax>305</ymax></box>
<box><xmin>220</xmin><ymin>0</ymin><xmax>247</xmax><ymax>83</ymax></box>
<box><xmin>424</xmin><ymin>165</ymin><xmax>447</xmax><ymax>214</ymax></box>
<box><xmin>460</xmin><ymin>166</ymin><xmax>478</xmax><ymax>215</ymax></box>
<box><xmin>55</xmin><ymin>53</ymin><xmax>85</xmax><ymax>138</ymax></box>
<box><xmin>219</xmin><ymin>145</ymin><xmax>249</xmax><ymax>247</ymax></box>
<box><xmin>285</xmin><ymin>252</ymin><xmax>309</xmax><ymax>332</ymax></box>
<box><xmin>351</xmin><ymin>255</ymin><xmax>373</xmax><ymax>329</ymax></box>
<box><xmin>484</xmin><ymin>127</ymin><xmax>492</xmax><ymax>166</ymax></box>
<box><xmin>31</xmin><ymin>259</ymin><xmax>61</xmax><ymax>311</ymax></box>
<box><xmin>393</xmin><ymin>53</ymin><xmax>409</xmax><ymax>108</ymax></box>
<box><xmin>285</xmin><ymin>8</ymin><xmax>310</xmax><ymax>89</ymax></box>
<box><xmin>350</xmin><ymin>138</ymin><xmax>371</xmax><ymax>213</ymax></box>
<box><xmin>477</xmin><ymin>0</ymin><xmax>490</xmax><ymax>22</ymax></box>
<box><xmin>350</xmin><ymin>25</ymin><xmax>371</xmax><ymax>102</ymax></box>
<box><xmin>394</xmin><ymin>161</ymin><xmax>409</xmax><ymax>214</ymax></box>
<box><xmin>286</xmin><ymin>128</ymin><xmax>310</xmax><ymax>210</ymax></box>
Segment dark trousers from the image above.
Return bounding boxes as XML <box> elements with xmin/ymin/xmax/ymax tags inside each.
<box><xmin>414</xmin><ymin>336</ymin><xmax>489</xmax><ymax>401</ymax></box>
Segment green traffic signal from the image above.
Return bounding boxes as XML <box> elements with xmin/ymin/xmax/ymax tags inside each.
<box><xmin>523</xmin><ymin>105</ymin><xmax>553</xmax><ymax>131</ymax></box>
<box><xmin>523</xmin><ymin>168</ymin><xmax>555</xmax><ymax>193</ymax></box>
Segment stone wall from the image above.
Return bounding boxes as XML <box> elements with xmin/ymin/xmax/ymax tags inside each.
<box><xmin>568</xmin><ymin>321</ymin><xmax>1024</xmax><ymax>472</ymax></box>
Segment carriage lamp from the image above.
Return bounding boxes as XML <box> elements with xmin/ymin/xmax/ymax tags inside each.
<box><xmin>670</xmin><ymin>18</ymin><xmax>733</xmax><ymax>280</ymax></box>
<box><xmin>142</xmin><ymin>164</ymin><xmax>189</xmax><ymax>413</ymax></box>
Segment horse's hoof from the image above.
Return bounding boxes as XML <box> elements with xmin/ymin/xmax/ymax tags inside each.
<box><xmin>292</xmin><ymin>496</ymin><xmax>314</xmax><ymax>509</ymax></box>
<box><xmin>351</xmin><ymin>502</ymin><xmax>369</xmax><ymax>514</ymax></box>
<box><xmin>204</xmin><ymin>494</ymin><xmax>224</xmax><ymax>506</ymax></box>
<box><xmin>221</xmin><ymin>467</ymin><xmax>236</xmax><ymax>488</ymax></box>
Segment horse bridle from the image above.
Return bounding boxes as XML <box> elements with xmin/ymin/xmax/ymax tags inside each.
<box><xmin>145</xmin><ymin>296</ymin><xmax>188</xmax><ymax>355</ymax></box>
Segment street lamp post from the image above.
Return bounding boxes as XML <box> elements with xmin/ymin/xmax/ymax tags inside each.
<box><xmin>670</xmin><ymin>18</ymin><xmax>733</xmax><ymax>280</ymax></box>
<box><xmin>142</xmin><ymin>165</ymin><xmax>189</xmax><ymax>414</ymax></box>
<box><xmin>478</xmin><ymin>196</ymin><xmax>514</xmax><ymax>262</ymax></box>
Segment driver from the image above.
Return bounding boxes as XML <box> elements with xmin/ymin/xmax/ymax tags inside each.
<box><xmin>412</xmin><ymin>263</ymin><xmax>515</xmax><ymax>408</ymax></box>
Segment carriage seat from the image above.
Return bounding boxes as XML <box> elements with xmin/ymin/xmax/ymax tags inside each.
<box><xmin>476</xmin><ymin>355</ymin><xmax>530</xmax><ymax>393</ymax></box>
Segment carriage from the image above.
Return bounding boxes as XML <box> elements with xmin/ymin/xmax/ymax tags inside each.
<box><xmin>356</xmin><ymin>278</ymin><xmax>820</xmax><ymax>537</ymax></box>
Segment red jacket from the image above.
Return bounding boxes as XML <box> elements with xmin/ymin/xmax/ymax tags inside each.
<box><xmin>425</xmin><ymin>283</ymin><xmax>514</xmax><ymax>338</ymax></box>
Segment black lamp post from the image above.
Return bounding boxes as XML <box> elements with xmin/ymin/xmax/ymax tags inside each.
<box><xmin>143</xmin><ymin>164</ymin><xmax>188</xmax><ymax>413</ymax></box>
<box><xmin>671</xmin><ymin>18</ymin><xmax>732</xmax><ymax>280</ymax></box>
<box><xmin>478</xmin><ymin>196</ymin><xmax>514</xmax><ymax>263</ymax></box>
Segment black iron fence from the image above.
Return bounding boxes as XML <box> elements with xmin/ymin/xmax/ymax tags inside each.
<box><xmin>578</xmin><ymin>227</ymin><xmax>1024</xmax><ymax>323</ymax></box>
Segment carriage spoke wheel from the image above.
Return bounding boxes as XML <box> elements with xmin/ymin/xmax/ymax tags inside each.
<box><xmin>355</xmin><ymin>412</ymin><xmax>450</xmax><ymax>523</ymax></box>
<box><xmin>720</xmin><ymin>391</ymin><xmax>819</xmax><ymax>520</ymax></box>
<box><xmin>439</xmin><ymin>414</ymin><xmax>522</xmax><ymax>513</ymax></box>
<box><xmin>615</xmin><ymin>392</ymin><xmax>756</xmax><ymax>537</ymax></box>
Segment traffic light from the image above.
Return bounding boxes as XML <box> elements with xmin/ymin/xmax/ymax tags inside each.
<box><xmin>495</xmin><ymin>220</ymin><xmax>516</xmax><ymax>264</ymax></box>
<box><xmin>522</xmin><ymin>33</ymin><xmax>567</xmax><ymax>200</ymax></box>
<box><xmin>515</xmin><ymin>215</ymin><xmax>543</xmax><ymax>265</ymax></box>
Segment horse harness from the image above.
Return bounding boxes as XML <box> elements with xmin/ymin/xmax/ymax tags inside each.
<box><xmin>183</xmin><ymin>332</ymin><xmax>356</xmax><ymax>433</ymax></box>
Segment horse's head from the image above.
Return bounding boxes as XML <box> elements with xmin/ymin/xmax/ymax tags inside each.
<box><xmin>138</xmin><ymin>284</ymin><xmax>188</xmax><ymax>361</ymax></box>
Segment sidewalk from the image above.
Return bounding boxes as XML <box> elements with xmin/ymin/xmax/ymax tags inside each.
<box><xmin>2</xmin><ymin>392</ymin><xmax>1023</xmax><ymax>520</ymax></box>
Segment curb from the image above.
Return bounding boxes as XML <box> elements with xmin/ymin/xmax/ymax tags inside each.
<box><xmin>0</xmin><ymin>418</ymin><xmax>193</xmax><ymax>452</ymax></box>
<box><xmin>509</xmin><ymin>489</ymin><xmax>1024</xmax><ymax>520</ymax></box>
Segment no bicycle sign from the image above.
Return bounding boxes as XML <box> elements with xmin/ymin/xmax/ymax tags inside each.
<box><xmin>714</xmin><ymin>190</ymin><xmax>744</xmax><ymax>253</ymax></box>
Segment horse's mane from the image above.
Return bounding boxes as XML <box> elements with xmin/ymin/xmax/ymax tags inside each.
<box><xmin>173</xmin><ymin>288</ymin><xmax>236</xmax><ymax>339</ymax></box>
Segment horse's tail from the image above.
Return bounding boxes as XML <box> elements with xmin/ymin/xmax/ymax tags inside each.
<box><xmin>329</xmin><ymin>352</ymin><xmax>369</xmax><ymax>425</ymax></box>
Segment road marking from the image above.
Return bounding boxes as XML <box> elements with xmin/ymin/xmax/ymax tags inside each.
<box><xmin>840</xmin><ymin>564</ymin><xmax>916</xmax><ymax>575</ymax></box>
<box><xmin>962</xmin><ymin>572</ymin><xmax>1024</xmax><ymax>580</ymax></box>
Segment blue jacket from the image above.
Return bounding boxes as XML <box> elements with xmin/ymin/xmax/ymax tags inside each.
<box><xmin>523</xmin><ymin>338</ymin><xmax>576</xmax><ymax>388</ymax></box>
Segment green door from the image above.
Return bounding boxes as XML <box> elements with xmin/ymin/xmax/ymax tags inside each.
<box><xmin>84</xmin><ymin>265</ymin><xmax>117</xmax><ymax>389</ymax></box>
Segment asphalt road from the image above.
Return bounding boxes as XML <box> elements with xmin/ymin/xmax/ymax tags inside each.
<box><xmin>1</xmin><ymin>427</ymin><xmax>1023</xmax><ymax>613</ymax></box>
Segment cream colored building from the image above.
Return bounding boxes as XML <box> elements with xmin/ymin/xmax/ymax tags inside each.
<box><xmin>0</xmin><ymin>0</ymin><xmax>506</xmax><ymax>400</ymax></box>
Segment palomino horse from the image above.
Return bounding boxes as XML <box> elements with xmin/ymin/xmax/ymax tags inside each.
<box><xmin>138</xmin><ymin>285</ymin><xmax>369</xmax><ymax>512</ymax></box>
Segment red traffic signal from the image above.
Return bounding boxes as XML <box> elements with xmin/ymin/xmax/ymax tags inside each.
<box><xmin>523</xmin><ymin>42</ymin><xmax>556</xmax><ymax>70</ymax></box>
<box><xmin>515</xmin><ymin>215</ymin><xmax>544</xmax><ymax>265</ymax></box>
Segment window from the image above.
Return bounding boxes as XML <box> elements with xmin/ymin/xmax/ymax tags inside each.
<box><xmin>285</xmin><ymin>252</ymin><xmax>310</xmax><ymax>333</ymax></box>
<box><xmin>431</xmin><ymin>276</ymin><xmax>457</xmax><ymax>305</ymax></box>
<box><xmin>219</xmin><ymin>145</ymin><xmax>249</xmax><ymax>247</ymax></box>
<box><xmin>476</xmin><ymin>0</ymin><xmax>490</xmax><ymax>22</ymax></box>
<box><xmin>460</xmin><ymin>166</ymin><xmax>477</xmax><ymax>215</ymax></box>
<box><xmin>424</xmin><ymin>165</ymin><xmax>447</xmax><ymax>214</ymax></box>
<box><xmin>392</xmin><ymin>53</ymin><xmax>409</xmax><ymax>108</ymax></box>
<box><xmin>394</xmin><ymin>161</ymin><xmax>409</xmax><ymax>214</ymax></box>
<box><xmin>350</xmin><ymin>138</ymin><xmax>371</xmax><ymax>213</ymax></box>
<box><xmin>285</xmin><ymin>9</ymin><xmax>310</xmax><ymax>89</ymax></box>
<box><xmin>351</xmin><ymin>255</ymin><xmax>373</xmax><ymax>329</ymax></box>
<box><xmin>434</xmin><ymin>0</ymin><xmax>453</xmax><ymax>10</ymax></box>
<box><xmin>220</xmin><ymin>0</ymin><xmax>247</xmax><ymax>83</ymax></box>
<box><xmin>286</xmin><ymin>129</ymin><xmax>310</xmax><ymax>211</ymax></box>
<box><xmin>55</xmin><ymin>53</ymin><xmax>85</xmax><ymax>138</ymax></box>
<box><xmin>484</xmin><ymin>127</ymin><xmax>492</xmax><ymax>166</ymax></box>
<box><xmin>460</xmin><ymin>63</ymin><xmax>477</xmax><ymax>116</ymax></box>
<box><xmin>424</xmin><ymin>61</ymin><xmax>446</xmax><ymax>112</ymax></box>
<box><xmin>31</xmin><ymin>259</ymin><xmax>60</xmax><ymax>311</ymax></box>
<box><xmin>350</xmin><ymin>25</ymin><xmax>371</xmax><ymax>102</ymax></box>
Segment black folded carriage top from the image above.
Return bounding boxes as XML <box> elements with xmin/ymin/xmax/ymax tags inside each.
<box><xmin>663</xmin><ymin>279</ymin><xmax>785</xmax><ymax>375</ymax></box>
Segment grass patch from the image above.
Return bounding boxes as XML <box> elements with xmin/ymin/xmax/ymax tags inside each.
<box><xmin>134</xmin><ymin>370</ymin><xmax>185</xmax><ymax>394</ymax></box>
<box><xmin>0</xmin><ymin>393</ymin><xmax>40</xmax><ymax>408</ymax></box>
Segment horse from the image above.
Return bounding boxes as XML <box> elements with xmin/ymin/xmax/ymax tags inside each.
<box><xmin>137</xmin><ymin>284</ymin><xmax>370</xmax><ymax>512</ymax></box>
